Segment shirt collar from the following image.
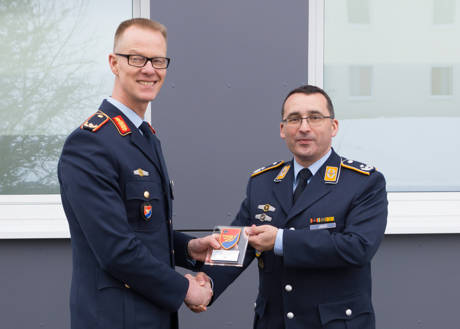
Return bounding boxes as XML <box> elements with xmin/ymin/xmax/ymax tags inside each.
<box><xmin>106</xmin><ymin>97</ymin><xmax>144</xmax><ymax>129</ymax></box>
<box><xmin>293</xmin><ymin>148</ymin><xmax>332</xmax><ymax>184</ymax></box>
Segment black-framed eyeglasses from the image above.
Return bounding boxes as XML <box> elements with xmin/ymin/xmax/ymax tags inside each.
<box><xmin>115</xmin><ymin>53</ymin><xmax>171</xmax><ymax>69</ymax></box>
<box><xmin>282</xmin><ymin>114</ymin><xmax>333</xmax><ymax>127</ymax></box>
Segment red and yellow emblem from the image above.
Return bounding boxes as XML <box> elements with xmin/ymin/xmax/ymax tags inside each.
<box><xmin>112</xmin><ymin>115</ymin><xmax>131</xmax><ymax>135</ymax></box>
<box><xmin>219</xmin><ymin>228</ymin><xmax>241</xmax><ymax>250</ymax></box>
<box><xmin>324</xmin><ymin>166</ymin><xmax>338</xmax><ymax>182</ymax></box>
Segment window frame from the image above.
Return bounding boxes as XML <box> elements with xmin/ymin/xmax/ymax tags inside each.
<box><xmin>308</xmin><ymin>0</ymin><xmax>460</xmax><ymax>234</ymax></box>
<box><xmin>0</xmin><ymin>0</ymin><xmax>151</xmax><ymax>239</ymax></box>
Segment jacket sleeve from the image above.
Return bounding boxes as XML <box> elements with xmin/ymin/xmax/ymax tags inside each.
<box><xmin>58</xmin><ymin>131</ymin><xmax>188</xmax><ymax>312</ymax></box>
<box><xmin>202</xmin><ymin>179</ymin><xmax>256</xmax><ymax>302</ymax></box>
<box><xmin>283</xmin><ymin>172</ymin><xmax>388</xmax><ymax>269</ymax></box>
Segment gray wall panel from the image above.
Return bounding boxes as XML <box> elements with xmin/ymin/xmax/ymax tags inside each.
<box><xmin>1</xmin><ymin>236</ymin><xmax>459</xmax><ymax>328</ymax></box>
<box><xmin>150</xmin><ymin>0</ymin><xmax>308</xmax><ymax>230</ymax></box>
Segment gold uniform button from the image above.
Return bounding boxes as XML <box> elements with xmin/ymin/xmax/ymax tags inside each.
<box><xmin>144</xmin><ymin>191</ymin><xmax>150</xmax><ymax>198</ymax></box>
<box><xmin>124</xmin><ymin>283</ymin><xmax>130</xmax><ymax>289</ymax></box>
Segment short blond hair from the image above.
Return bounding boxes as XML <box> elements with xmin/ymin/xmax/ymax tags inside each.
<box><xmin>113</xmin><ymin>18</ymin><xmax>167</xmax><ymax>51</ymax></box>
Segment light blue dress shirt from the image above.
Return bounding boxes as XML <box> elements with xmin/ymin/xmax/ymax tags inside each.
<box><xmin>273</xmin><ymin>149</ymin><xmax>332</xmax><ymax>255</ymax></box>
<box><xmin>106</xmin><ymin>97</ymin><xmax>144</xmax><ymax>129</ymax></box>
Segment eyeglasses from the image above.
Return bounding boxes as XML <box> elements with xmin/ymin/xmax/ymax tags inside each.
<box><xmin>282</xmin><ymin>114</ymin><xmax>333</xmax><ymax>127</ymax></box>
<box><xmin>115</xmin><ymin>53</ymin><xmax>171</xmax><ymax>69</ymax></box>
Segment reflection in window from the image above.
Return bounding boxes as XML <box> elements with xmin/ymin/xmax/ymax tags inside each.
<box><xmin>433</xmin><ymin>0</ymin><xmax>455</xmax><ymax>25</ymax></box>
<box><xmin>0</xmin><ymin>0</ymin><xmax>131</xmax><ymax>194</ymax></box>
<box><xmin>347</xmin><ymin>0</ymin><xmax>370</xmax><ymax>24</ymax></box>
<box><xmin>349</xmin><ymin>66</ymin><xmax>372</xmax><ymax>97</ymax></box>
<box><xmin>431</xmin><ymin>66</ymin><xmax>453</xmax><ymax>96</ymax></box>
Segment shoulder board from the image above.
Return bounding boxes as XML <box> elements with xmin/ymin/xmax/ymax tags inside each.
<box><xmin>251</xmin><ymin>161</ymin><xmax>284</xmax><ymax>178</ymax></box>
<box><xmin>80</xmin><ymin>111</ymin><xmax>110</xmax><ymax>132</ymax></box>
<box><xmin>341</xmin><ymin>158</ymin><xmax>375</xmax><ymax>175</ymax></box>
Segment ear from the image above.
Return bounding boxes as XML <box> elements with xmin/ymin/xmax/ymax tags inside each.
<box><xmin>280</xmin><ymin>121</ymin><xmax>286</xmax><ymax>139</ymax></box>
<box><xmin>331</xmin><ymin>119</ymin><xmax>339</xmax><ymax>137</ymax></box>
<box><xmin>108</xmin><ymin>53</ymin><xmax>119</xmax><ymax>76</ymax></box>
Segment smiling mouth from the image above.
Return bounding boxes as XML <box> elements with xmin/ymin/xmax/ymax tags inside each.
<box><xmin>139</xmin><ymin>81</ymin><xmax>156</xmax><ymax>86</ymax></box>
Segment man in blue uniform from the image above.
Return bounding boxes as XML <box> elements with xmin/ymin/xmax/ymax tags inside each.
<box><xmin>203</xmin><ymin>85</ymin><xmax>388</xmax><ymax>329</ymax></box>
<box><xmin>58</xmin><ymin>18</ymin><xmax>216</xmax><ymax>329</ymax></box>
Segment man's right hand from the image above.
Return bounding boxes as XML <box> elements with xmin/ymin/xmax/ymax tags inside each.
<box><xmin>184</xmin><ymin>273</ymin><xmax>213</xmax><ymax>311</ymax></box>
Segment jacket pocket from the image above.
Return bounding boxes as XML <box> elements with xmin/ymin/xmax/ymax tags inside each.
<box><xmin>125</xmin><ymin>180</ymin><xmax>166</xmax><ymax>231</ymax></box>
<box><xmin>318</xmin><ymin>294</ymin><xmax>373</xmax><ymax>329</ymax></box>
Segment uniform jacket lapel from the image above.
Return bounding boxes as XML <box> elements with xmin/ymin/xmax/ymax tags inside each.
<box><xmin>99</xmin><ymin>100</ymin><xmax>164</xmax><ymax>176</ymax></box>
<box><xmin>272</xmin><ymin>161</ymin><xmax>295</xmax><ymax>215</ymax></box>
<box><xmin>283</xmin><ymin>151</ymin><xmax>342</xmax><ymax>225</ymax></box>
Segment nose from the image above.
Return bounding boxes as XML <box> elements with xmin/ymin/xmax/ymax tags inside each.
<box><xmin>298</xmin><ymin>118</ymin><xmax>311</xmax><ymax>131</ymax></box>
<box><xmin>142</xmin><ymin>60</ymin><xmax>157</xmax><ymax>73</ymax></box>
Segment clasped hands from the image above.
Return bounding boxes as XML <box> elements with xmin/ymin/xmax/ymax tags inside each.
<box><xmin>184</xmin><ymin>225</ymin><xmax>278</xmax><ymax>313</ymax></box>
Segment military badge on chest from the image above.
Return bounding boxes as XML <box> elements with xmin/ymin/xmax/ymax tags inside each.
<box><xmin>255</xmin><ymin>203</ymin><xmax>276</xmax><ymax>222</ymax></box>
<box><xmin>141</xmin><ymin>190</ymin><xmax>152</xmax><ymax>221</ymax></box>
<box><xmin>309</xmin><ymin>216</ymin><xmax>336</xmax><ymax>230</ymax></box>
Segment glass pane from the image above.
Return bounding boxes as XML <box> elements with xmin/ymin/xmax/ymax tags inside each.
<box><xmin>433</xmin><ymin>0</ymin><xmax>455</xmax><ymax>24</ymax></box>
<box><xmin>347</xmin><ymin>0</ymin><xmax>370</xmax><ymax>24</ymax></box>
<box><xmin>324</xmin><ymin>0</ymin><xmax>460</xmax><ymax>191</ymax></box>
<box><xmin>0</xmin><ymin>0</ymin><xmax>132</xmax><ymax>194</ymax></box>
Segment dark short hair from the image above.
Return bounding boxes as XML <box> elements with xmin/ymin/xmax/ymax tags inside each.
<box><xmin>114</xmin><ymin>18</ymin><xmax>167</xmax><ymax>51</ymax></box>
<box><xmin>281</xmin><ymin>85</ymin><xmax>335</xmax><ymax>119</ymax></box>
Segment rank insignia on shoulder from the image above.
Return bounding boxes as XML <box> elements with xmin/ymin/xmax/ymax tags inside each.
<box><xmin>251</xmin><ymin>161</ymin><xmax>285</xmax><ymax>178</ymax></box>
<box><xmin>274</xmin><ymin>164</ymin><xmax>291</xmax><ymax>183</ymax></box>
<box><xmin>80</xmin><ymin>111</ymin><xmax>110</xmax><ymax>132</ymax></box>
<box><xmin>341</xmin><ymin>158</ymin><xmax>375</xmax><ymax>175</ymax></box>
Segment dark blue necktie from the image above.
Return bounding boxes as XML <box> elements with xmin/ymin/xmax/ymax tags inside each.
<box><xmin>293</xmin><ymin>168</ymin><xmax>312</xmax><ymax>204</ymax></box>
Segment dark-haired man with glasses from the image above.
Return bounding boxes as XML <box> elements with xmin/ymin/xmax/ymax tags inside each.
<box><xmin>202</xmin><ymin>85</ymin><xmax>388</xmax><ymax>329</ymax></box>
<box><xmin>58</xmin><ymin>18</ymin><xmax>217</xmax><ymax>329</ymax></box>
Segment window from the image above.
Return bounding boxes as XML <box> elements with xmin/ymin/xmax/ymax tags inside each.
<box><xmin>431</xmin><ymin>66</ymin><xmax>453</xmax><ymax>95</ymax></box>
<box><xmin>0</xmin><ymin>0</ymin><xmax>148</xmax><ymax>238</ymax></box>
<box><xmin>433</xmin><ymin>0</ymin><xmax>455</xmax><ymax>25</ymax></box>
<box><xmin>347</xmin><ymin>0</ymin><xmax>370</xmax><ymax>24</ymax></box>
<box><xmin>349</xmin><ymin>66</ymin><xmax>373</xmax><ymax>97</ymax></box>
<box><xmin>309</xmin><ymin>0</ymin><xmax>460</xmax><ymax>234</ymax></box>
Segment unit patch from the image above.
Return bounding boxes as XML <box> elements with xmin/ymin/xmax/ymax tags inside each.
<box><xmin>219</xmin><ymin>228</ymin><xmax>242</xmax><ymax>250</ymax></box>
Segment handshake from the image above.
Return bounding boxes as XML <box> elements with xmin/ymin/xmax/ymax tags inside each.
<box><xmin>183</xmin><ymin>224</ymin><xmax>278</xmax><ymax>313</ymax></box>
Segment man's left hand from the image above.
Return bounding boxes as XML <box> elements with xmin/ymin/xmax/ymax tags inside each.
<box><xmin>187</xmin><ymin>234</ymin><xmax>221</xmax><ymax>262</ymax></box>
<box><xmin>246</xmin><ymin>224</ymin><xmax>278</xmax><ymax>251</ymax></box>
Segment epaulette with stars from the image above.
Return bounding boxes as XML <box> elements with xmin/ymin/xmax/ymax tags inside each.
<box><xmin>80</xmin><ymin>111</ymin><xmax>131</xmax><ymax>136</ymax></box>
<box><xmin>251</xmin><ymin>161</ymin><xmax>285</xmax><ymax>178</ymax></box>
<box><xmin>340</xmin><ymin>157</ymin><xmax>376</xmax><ymax>175</ymax></box>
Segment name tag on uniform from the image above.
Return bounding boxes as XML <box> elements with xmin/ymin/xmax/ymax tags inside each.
<box><xmin>310</xmin><ymin>223</ymin><xmax>336</xmax><ymax>230</ymax></box>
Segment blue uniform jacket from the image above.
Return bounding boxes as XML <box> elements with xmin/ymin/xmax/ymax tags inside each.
<box><xmin>204</xmin><ymin>150</ymin><xmax>388</xmax><ymax>329</ymax></box>
<box><xmin>58</xmin><ymin>100</ymin><xmax>194</xmax><ymax>329</ymax></box>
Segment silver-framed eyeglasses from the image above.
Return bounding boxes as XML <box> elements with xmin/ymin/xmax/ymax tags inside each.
<box><xmin>282</xmin><ymin>114</ymin><xmax>333</xmax><ymax>127</ymax></box>
<box><xmin>115</xmin><ymin>53</ymin><xmax>171</xmax><ymax>69</ymax></box>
